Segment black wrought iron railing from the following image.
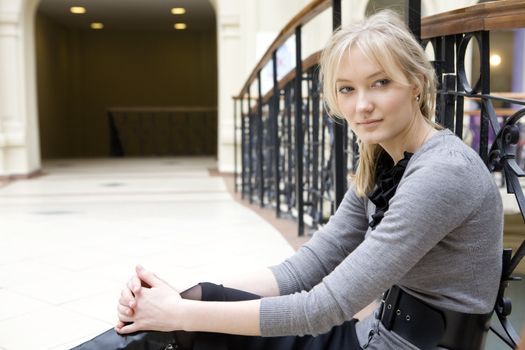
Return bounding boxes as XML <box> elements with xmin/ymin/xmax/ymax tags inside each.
<box><xmin>233</xmin><ymin>0</ymin><xmax>345</xmax><ymax>236</ymax></box>
<box><xmin>108</xmin><ymin>106</ymin><xmax>217</xmax><ymax>157</ymax></box>
<box><xmin>233</xmin><ymin>0</ymin><xmax>525</xmax><ymax>347</ymax></box>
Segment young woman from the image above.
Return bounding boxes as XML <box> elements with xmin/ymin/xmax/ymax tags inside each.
<box><xmin>73</xmin><ymin>9</ymin><xmax>503</xmax><ymax>350</ymax></box>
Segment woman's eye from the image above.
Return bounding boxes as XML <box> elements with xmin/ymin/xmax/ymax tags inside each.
<box><xmin>373</xmin><ymin>79</ymin><xmax>390</xmax><ymax>88</ymax></box>
<box><xmin>338</xmin><ymin>86</ymin><xmax>353</xmax><ymax>94</ymax></box>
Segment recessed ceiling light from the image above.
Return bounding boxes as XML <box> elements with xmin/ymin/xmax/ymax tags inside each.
<box><xmin>174</xmin><ymin>23</ymin><xmax>187</xmax><ymax>30</ymax></box>
<box><xmin>171</xmin><ymin>8</ymin><xmax>186</xmax><ymax>15</ymax></box>
<box><xmin>91</xmin><ymin>22</ymin><xmax>104</xmax><ymax>30</ymax></box>
<box><xmin>70</xmin><ymin>6</ymin><xmax>86</xmax><ymax>14</ymax></box>
<box><xmin>490</xmin><ymin>54</ymin><xmax>502</xmax><ymax>67</ymax></box>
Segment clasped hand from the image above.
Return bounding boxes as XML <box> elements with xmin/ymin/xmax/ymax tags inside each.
<box><xmin>115</xmin><ymin>265</ymin><xmax>183</xmax><ymax>334</ymax></box>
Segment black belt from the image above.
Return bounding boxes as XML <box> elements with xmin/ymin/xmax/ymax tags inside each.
<box><xmin>379</xmin><ymin>285</ymin><xmax>492</xmax><ymax>350</ymax></box>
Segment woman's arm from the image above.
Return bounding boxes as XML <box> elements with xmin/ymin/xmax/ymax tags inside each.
<box><xmin>118</xmin><ymin>266</ymin><xmax>280</xmax><ymax>324</ymax></box>
<box><xmin>180</xmin><ymin>299</ymin><xmax>261</xmax><ymax>335</ymax></box>
<box><xmin>268</xmin><ymin>188</ymin><xmax>369</xmax><ymax>295</ymax></box>
<box><xmin>116</xmin><ymin>265</ymin><xmax>262</xmax><ymax>336</ymax></box>
<box><xmin>117</xmin><ymin>265</ymin><xmax>378</xmax><ymax>336</ymax></box>
<box><xmin>220</xmin><ymin>268</ymin><xmax>280</xmax><ymax>297</ymax></box>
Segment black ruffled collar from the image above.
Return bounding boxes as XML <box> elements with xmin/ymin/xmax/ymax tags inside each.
<box><xmin>368</xmin><ymin>151</ymin><xmax>413</xmax><ymax>229</ymax></box>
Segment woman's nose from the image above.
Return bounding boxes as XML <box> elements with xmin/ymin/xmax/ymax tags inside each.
<box><xmin>356</xmin><ymin>92</ymin><xmax>373</xmax><ymax>113</ymax></box>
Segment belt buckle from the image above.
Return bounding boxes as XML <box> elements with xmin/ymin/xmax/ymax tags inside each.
<box><xmin>378</xmin><ymin>291</ymin><xmax>387</xmax><ymax>319</ymax></box>
<box><xmin>380</xmin><ymin>286</ymin><xmax>402</xmax><ymax>330</ymax></box>
<box><xmin>378</xmin><ymin>299</ymin><xmax>385</xmax><ymax>319</ymax></box>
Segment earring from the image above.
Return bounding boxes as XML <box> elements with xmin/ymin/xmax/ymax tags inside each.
<box><xmin>415</xmin><ymin>95</ymin><xmax>420</xmax><ymax>102</ymax></box>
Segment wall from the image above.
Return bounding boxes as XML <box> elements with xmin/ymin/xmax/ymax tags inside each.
<box><xmin>35</xmin><ymin>13</ymin><xmax>70</xmax><ymax>158</ymax></box>
<box><xmin>36</xmin><ymin>12</ymin><xmax>217</xmax><ymax>158</ymax></box>
<box><xmin>490</xmin><ymin>30</ymin><xmax>514</xmax><ymax>93</ymax></box>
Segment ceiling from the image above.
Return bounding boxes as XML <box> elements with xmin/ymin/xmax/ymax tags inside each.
<box><xmin>37</xmin><ymin>0</ymin><xmax>216</xmax><ymax>31</ymax></box>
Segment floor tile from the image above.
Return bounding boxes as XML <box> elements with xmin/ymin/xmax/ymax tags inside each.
<box><xmin>8</xmin><ymin>267</ymin><xmax>124</xmax><ymax>306</ymax></box>
<box><xmin>0</xmin><ymin>307</ymin><xmax>111</xmax><ymax>350</ymax></box>
<box><xmin>0</xmin><ymin>289</ymin><xmax>52</xmax><ymax>322</ymax></box>
<box><xmin>61</xmin><ymin>291</ymin><xmax>120</xmax><ymax>325</ymax></box>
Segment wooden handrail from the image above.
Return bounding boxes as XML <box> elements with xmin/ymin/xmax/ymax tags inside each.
<box><xmin>239</xmin><ymin>0</ymin><xmax>525</xmax><ymax>110</ymax></box>
<box><xmin>464</xmin><ymin>108</ymin><xmax>520</xmax><ymax>116</ymax></box>
<box><xmin>261</xmin><ymin>51</ymin><xmax>322</xmax><ymax>104</ymax></box>
<box><xmin>490</xmin><ymin>92</ymin><xmax>525</xmax><ymax>100</ymax></box>
<box><xmin>421</xmin><ymin>0</ymin><xmax>525</xmax><ymax>39</ymax></box>
<box><xmin>237</xmin><ymin>0</ymin><xmax>330</xmax><ymax>98</ymax></box>
<box><xmin>108</xmin><ymin>106</ymin><xmax>217</xmax><ymax>113</ymax></box>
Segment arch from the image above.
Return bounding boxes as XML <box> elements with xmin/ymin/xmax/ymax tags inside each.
<box><xmin>33</xmin><ymin>0</ymin><xmax>218</xmax><ymax>158</ymax></box>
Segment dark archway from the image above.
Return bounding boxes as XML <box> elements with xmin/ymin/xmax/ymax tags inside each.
<box><xmin>35</xmin><ymin>0</ymin><xmax>217</xmax><ymax>158</ymax></box>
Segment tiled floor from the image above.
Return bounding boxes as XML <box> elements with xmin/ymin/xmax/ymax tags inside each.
<box><xmin>0</xmin><ymin>157</ymin><xmax>523</xmax><ymax>349</ymax></box>
<box><xmin>0</xmin><ymin>158</ymin><xmax>294</xmax><ymax>349</ymax></box>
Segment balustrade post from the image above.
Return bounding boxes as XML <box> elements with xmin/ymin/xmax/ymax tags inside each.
<box><xmin>311</xmin><ymin>68</ymin><xmax>320</xmax><ymax>224</ymax></box>
<box><xmin>479</xmin><ymin>31</ymin><xmax>490</xmax><ymax>164</ymax></box>
<box><xmin>285</xmin><ymin>85</ymin><xmax>294</xmax><ymax>213</ymax></box>
<box><xmin>240</xmin><ymin>96</ymin><xmax>247</xmax><ymax>199</ymax></box>
<box><xmin>257</xmin><ymin>71</ymin><xmax>265</xmax><ymax>207</ymax></box>
<box><xmin>320</xmin><ymin>110</ymin><xmax>328</xmax><ymax>218</ymax></box>
<box><xmin>406</xmin><ymin>0</ymin><xmax>421</xmax><ymax>43</ymax></box>
<box><xmin>332</xmin><ymin>0</ymin><xmax>346</xmax><ymax>209</ymax></box>
<box><xmin>454</xmin><ymin>34</ymin><xmax>465</xmax><ymax>139</ymax></box>
<box><xmin>441</xmin><ymin>36</ymin><xmax>456</xmax><ymax>131</ymax></box>
<box><xmin>247</xmin><ymin>86</ymin><xmax>254</xmax><ymax>203</ymax></box>
<box><xmin>272</xmin><ymin>51</ymin><xmax>281</xmax><ymax>217</ymax></box>
<box><xmin>442</xmin><ymin>73</ymin><xmax>457</xmax><ymax>131</ymax></box>
<box><xmin>305</xmin><ymin>74</ymin><xmax>312</xmax><ymax>209</ymax></box>
<box><xmin>331</xmin><ymin>0</ymin><xmax>341</xmax><ymax>29</ymax></box>
<box><xmin>233</xmin><ymin>97</ymin><xmax>238</xmax><ymax>193</ymax></box>
<box><xmin>433</xmin><ymin>37</ymin><xmax>444</xmax><ymax>125</ymax></box>
<box><xmin>294</xmin><ymin>26</ymin><xmax>305</xmax><ymax>236</ymax></box>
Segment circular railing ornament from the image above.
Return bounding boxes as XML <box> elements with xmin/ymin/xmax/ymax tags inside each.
<box><xmin>457</xmin><ymin>33</ymin><xmax>482</xmax><ymax>95</ymax></box>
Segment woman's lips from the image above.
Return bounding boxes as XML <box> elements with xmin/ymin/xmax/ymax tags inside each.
<box><xmin>358</xmin><ymin>119</ymin><xmax>382</xmax><ymax>127</ymax></box>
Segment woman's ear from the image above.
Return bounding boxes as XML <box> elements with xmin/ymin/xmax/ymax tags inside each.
<box><xmin>412</xmin><ymin>74</ymin><xmax>425</xmax><ymax>98</ymax></box>
<box><xmin>412</xmin><ymin>89</ymin><xmax>421</xmax><ymax>102</ymax></box>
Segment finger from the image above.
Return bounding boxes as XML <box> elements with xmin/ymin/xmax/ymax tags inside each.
<box><xmin>127</xmin><ymin>275</ymin><xmax>142</xmax><ymax>294</ymax></box>
<box><xmin>120</xmin><ymin>287</ymin><xmax>136</xmax><ymax>308</ymax></box>
<box><xmin>136</xmin><ymin>265</ymin><xmax>159</xmax><ymax>288</ymax></box>
<box><xmin>117</xmin><ymin>307</ymin><xmax>134</xmax><ymax>323</ymax></box>
<box><xmin>117</xmin><ymin>322</ymin><xmax>140</xmax><ymax>334</ymax></box>
<box><xmin>117</xmin><ymin>315</ymin><xmax>134</xmax><ymax>324</ymax></box>
<box><xmin>117</xmin><ymin>304</ymin><xmax>134</xmax><ymax>317</ymax></box>
<box><xmin>115</xmin><ymin>320</ymin><xmax>133</xmax><ymax>332</ymax></box>
<box><xmin>119</xmin><ymin>296</ymin><xmax>136</xmax><ymax>310</ymax></box>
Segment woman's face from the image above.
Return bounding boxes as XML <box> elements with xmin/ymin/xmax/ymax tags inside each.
<box><xmin>335</xmin><ymin>46</ymin><xmax>419</xmax><ymax>147</ymax></box>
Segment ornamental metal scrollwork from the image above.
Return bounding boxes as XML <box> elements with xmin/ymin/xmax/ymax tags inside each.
<box><xmin>485</xmin><ymin>100</ymin><xmax>525</xmax><ymax>348</ymax></box>
<box><xmin>457</xmin><ymin>33</ymin><xmax>482</xmax><ymax>95</ymax></box>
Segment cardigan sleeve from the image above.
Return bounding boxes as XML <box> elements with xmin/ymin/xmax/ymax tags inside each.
<box><xmin>269</xmin><ymin>186</ymin><xmax>369</xmax><ymax>295</ymax></box>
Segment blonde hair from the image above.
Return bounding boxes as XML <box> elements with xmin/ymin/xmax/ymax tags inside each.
<box><xmin>320</xmin><ymin>9</ymin><xmax>439</xmax><ymax>197</ymax></box>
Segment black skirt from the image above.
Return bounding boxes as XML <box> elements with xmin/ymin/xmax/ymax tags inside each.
<box><xmin>193</xmin><ymin>282</ymin><xmax>362</xmax><ymax>350</ymax></box>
